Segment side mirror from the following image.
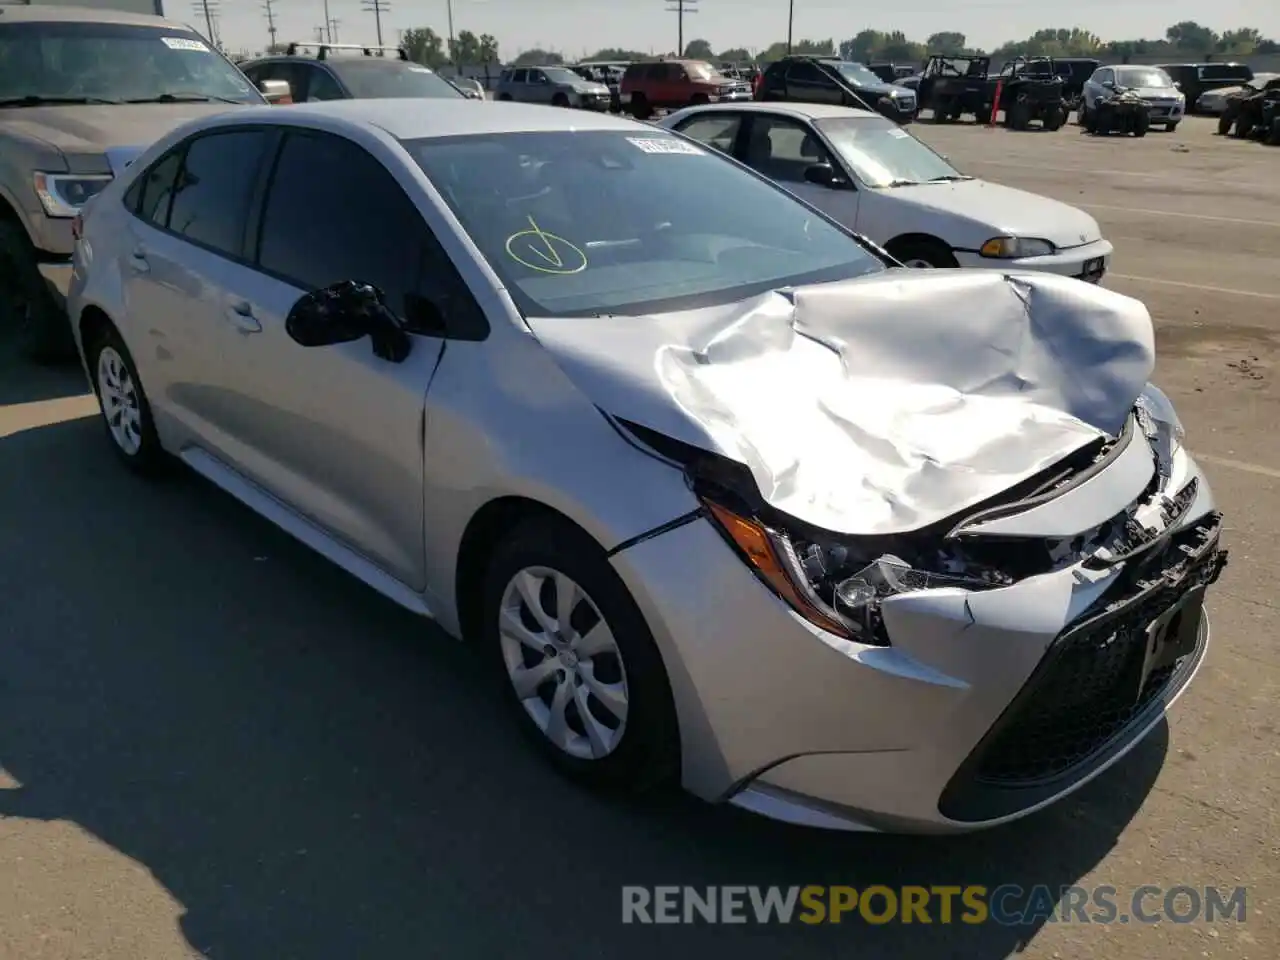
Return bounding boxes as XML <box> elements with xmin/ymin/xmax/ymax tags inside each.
<box><xmin>285</xmin><ymin>281</ymin><xmax>413</xmax><ymax>362</ymax></box>
<box><xmin>1173</xmin><ymin>81</ymin><xmax>1182</xmax><ymax>90</ymax></box>
<box><xmin>1101</xmin><ymin>80</ymin><xmax>1115</xmax><ymax>89</ymax></box>
<box><xmin>259</xmin><ymin>78</ymin><xmax>292</xmax><ymax>104</ymax></box>
<box><xmin>803</xmin><ymin>162</ymin><xmax>839</xmax><ymax>187</ymax></box>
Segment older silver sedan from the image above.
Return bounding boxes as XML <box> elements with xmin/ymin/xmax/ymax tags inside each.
<box><xmin>67</xmin><ymin>99</ymin><xmax>1224</xmax><ymax>833</ymax></box>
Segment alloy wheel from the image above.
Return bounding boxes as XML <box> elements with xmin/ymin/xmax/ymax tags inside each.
<box><xmin>498</xmin><ymin>565</ymin><xmax>630</xmax><ymax>760</ymax></box>
<box><xmin>96</xmin><ymin>346</ymin><xmax>143</xmax><ymax>456</ymax></box>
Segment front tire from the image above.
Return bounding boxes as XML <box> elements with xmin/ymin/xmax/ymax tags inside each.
<box><xmin>888</xmin><ymin>237</ymin><xmax>959</xmax><ymax>269</ymax></box>
<box><xmin>0</xmin><ymin>221</ymin><xmax>74</xmax><ymax>363</ymax></box>
<box><xmin>87</xmin><ymin>322</ymin><xmax>166</xmax><ymax>475</ymax></box>
<box><xmin>482</xmin><ymin>516</ymin><xmax>679</xmax><ymax>792</ymax></box>
<box><xmin>1133</xmin><ymin>111</ymin><xmax>1149</xmax><ymax>137</ymax></box>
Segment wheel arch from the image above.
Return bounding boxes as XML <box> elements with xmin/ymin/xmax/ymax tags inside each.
<box><xmin>884</xmin><ymin>232</ymin><xmax>955</xmax><ymax>263</ymax></box>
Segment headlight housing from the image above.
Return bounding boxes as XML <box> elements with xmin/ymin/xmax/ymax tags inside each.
<box><xmin>1135</xmin><ymin>382</ymin><xmax>1185</xmax><ymax>486</ymax></box>
<box><xmin>980</xmin><ymin>236</ymin><xmax>1056</xmax><ymax>259</ymax></box>
<box><xmin>33</xmin><ymin>172</ymin><xmax>112</xmax><ymax>218</ymax></box>
<box><xmin>701</xmin><ymin>497</ymin><xmax>998</xmax><ymax>645</ymax></box>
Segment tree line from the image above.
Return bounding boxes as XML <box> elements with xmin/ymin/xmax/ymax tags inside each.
<box><xmin>256</xmin><ymin>22</ymin><xmax>1276</xmax><ymax>68</ymax></box>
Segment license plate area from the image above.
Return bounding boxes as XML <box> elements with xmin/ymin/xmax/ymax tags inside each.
<box><xmin>1125</xmin><ymin>586</ymin><xmax>1206</xmax><ymax>704</ymax></box>
<box><xmin>1080</xmin><ymin>256</ymin><xmax>1106</xmax><ymax>283</ymax></box>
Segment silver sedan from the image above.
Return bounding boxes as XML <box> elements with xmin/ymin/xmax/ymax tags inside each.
<box><xmin>67</xmin><ymin>99</ymin><xmax>1225</xmax><ymax>833</ymax></box>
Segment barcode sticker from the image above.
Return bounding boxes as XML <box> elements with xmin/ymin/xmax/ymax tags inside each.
<box><xmin>161</xmin><ymin>37</ymin><xmax>210</xmax><ymax>52</ymax></box>
<box><xmin>626</xmin><ymin>137</ymin><xmax>705</xmax><ymax>155</ymax></box>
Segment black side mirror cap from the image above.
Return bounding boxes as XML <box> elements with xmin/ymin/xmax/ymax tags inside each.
<box><xmin>803</xmin><ymin>162</ymin><xmax>839</xmax><ymax>187</ymax></box>
<box><xmin>286</xmin><ymin>280</ymin><xmax>412</xmax><ymax>362</ymax></box>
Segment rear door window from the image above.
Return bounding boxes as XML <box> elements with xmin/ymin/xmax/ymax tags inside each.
<box><xmin>674</xmin><ymin>113</ymin><xmax>743</xmax><ymax>155</ymax></box>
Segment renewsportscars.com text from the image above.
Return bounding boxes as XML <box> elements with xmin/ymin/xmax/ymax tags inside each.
<box><xmin>621</xmin><ymin>884</ymin><xmax>1248</xmax><ymax>925</ymax></box>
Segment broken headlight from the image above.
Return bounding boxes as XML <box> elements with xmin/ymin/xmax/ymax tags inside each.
<box><xmin>1134</xmin><ymin>382</ymin><xmax>1185</xmax><ymax>488</ymax></box>
<box><xmin>701</xmin><ymin>498</ymin><xmax>997</xmax><ymax>646</ymax></box>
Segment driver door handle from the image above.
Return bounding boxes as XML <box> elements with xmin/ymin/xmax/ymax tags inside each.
<box><xmin>224</xmin><ymin>299</ymin><xmax>262</xmax><ymax>334</ymax></box>
<box><xmin>127</xmin><ymin>246</ymin><xmax>149</xmax><ymax>274</ymax></box>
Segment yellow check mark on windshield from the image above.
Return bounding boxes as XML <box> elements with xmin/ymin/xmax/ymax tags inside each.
<box><xmin>523</xmin><ymin>216</ymin><xmax>563</xmax><ymax>267</ymax></box>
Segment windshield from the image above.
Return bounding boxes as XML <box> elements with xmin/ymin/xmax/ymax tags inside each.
<box><xmin>686</xmin><ymin>62</ymin><xmax>722</xmax><ymax>81</ymax></box>
<box><xmin>1116</xmin><ymin>68</ymin><xmax>1173</xmax><ymax>88</ymax></box>
<box><xmin>816</xmin><ymin>117</ymin><xmax>964</xmax><ymax>188</ymax></box>
<box><xmin>542</xmin><ymin>67</ymin><xmax>586</xmax><ymax>84</ymax></box>
<box><xmin>406</xmin><ymin>131</ymin><xmax>882</xmax><ymax>318</ymax></box>
<box><xmin>331</xmin><ymin>61</ymin><xmax>462</xmax><ymax>99</ymax></box>
<box><xmin>834</xmin><ymin>62</ymin><xmax>883</xmax><ymax>86</ymax></box>
<box><xmin>0</xmin><ymin>22</ymin><xmax>262</xmax><ymax>104</ymax></box>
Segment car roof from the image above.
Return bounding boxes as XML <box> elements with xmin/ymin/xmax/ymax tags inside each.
<box><xmin>0</xmin><ymin>5</ymin><xmax>176</xmax><ymax>27</ymax></box>
<box><xmin>673</xmin><ymin>101</ymin><xmax>879</xmax><ymax>122</ymax></box>
<box><xmin>244</xmin><ymin>98</ymin><xmax>646</xmax><ymax>138</ymax></box>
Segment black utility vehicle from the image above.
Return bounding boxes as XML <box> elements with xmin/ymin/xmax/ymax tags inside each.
<box><xmin>757</xmin><ymin>55</ymin><xmax>918</xmax><ymax>122</ymax></box>
<box><xmin>995</xmin><ymin>57</ymin><xmax>1069</xmax><ymax>130</ymax></box>
<box><xmin>1158</xmin><ymin>63</ymin><xmax>1253</xmax><ymax>112</ymax></box>
<box><xmin>868</xmin><ymin>62</ymin><xmax>917</xmax><ymax>84</ymax></box>
<box><xmin>1084</xmin><ymin>89</ymin><xmax>1151</xmax><ymax>137</ymax></box>
<box><xmin>1217</xmin><ymin>76</ymin><xmax>1280</xmax><ymax>138</ymax></box>
<box><xmin>917</xmin><ymin>54</ymin><xmax>995</xmax><ymax>121</ymax></box>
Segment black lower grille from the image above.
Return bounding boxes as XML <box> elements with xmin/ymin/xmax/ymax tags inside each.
<box><xmin>939</xmin><ymin>512</ymin><xmax>1227</xmax><ymax>822</ymax></box>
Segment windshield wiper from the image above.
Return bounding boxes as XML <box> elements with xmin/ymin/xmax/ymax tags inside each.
<box><xmin>0</xmin><ymin>95</ymin><xmax>122</xmax><ymax>107</ymax></box>
<box><xmin>125</xmin><ymin>93</ymin><xmax>244</xmax><ymax>104</ymax></box>
<box><xmin>881</xmin><ymin>179</ymin><xmax>919</xmax><ymax>188</ymax></box>
<box><xmin>925</xmin><ymin>174</ymin><xmax>973</xmax><ymax>182</ymax></box>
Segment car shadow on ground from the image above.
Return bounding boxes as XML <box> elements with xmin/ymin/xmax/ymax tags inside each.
<box><xmin>0</xmin><ymin>416</ymin><xmax>1168</xmax><ymax>959</ymax></box>
<box><xmin>0</xmin><ymin>332</ymin><xmax>87</xmax><ymax>406</ymax></box>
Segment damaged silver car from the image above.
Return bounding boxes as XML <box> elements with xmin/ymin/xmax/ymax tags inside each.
<box><xmin>68</xmin><ymin>100</ymin><xmax>1226</xmax><ymax>832</ymax></box>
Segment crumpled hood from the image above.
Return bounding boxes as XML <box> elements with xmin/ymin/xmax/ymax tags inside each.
<box><xmin>526</xmin><ymin>270</ymin><xmax>1155</xmax><ymax>536</ymax></box>
<box><xmin>892</xmin><ymin>179</ymin><xmax>1104</xmax><ymax>249</ymax></box>
<box><xmin>3</xmin><ymin>102</ymin><xmax>249</xmax><ymax>155</ymax></box>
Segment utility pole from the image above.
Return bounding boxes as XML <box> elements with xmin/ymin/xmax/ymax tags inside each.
<box><xmin>322</xmin><ymin>0</ymin><xmax>332</xmax><ymax>42</ymax></box>
<box><xmin>192</xmin><ymin>0</ymin><xmax>217</xmax><ymax>46</ymax></box>
<box><xmin>787</xmin><ymin>0</ymin><xmax>794</xmax><ymax>54</ymax></box>
<box><xmin>328</xmin><ymin>18</ymin><xmax>341</xmax><ymax>42</ymax></box>
<box><xmin>445</xmin><ymin>0</ymin><xmax>456</xmax><ymax>64</ymax></box>
<box><xmin>262</xmin><ymin>0</ymin><xmax>277</xmax><ymax>50</ymax></box>
<box><xmin>314</xmin><ymin>25</ymin><xmax>325</xmax><ymax>41</ymax></box>
<box><xmin>664</xmin><ymin>0</ymin><xmax>697</xmax><ymax>57</ymax></box>
<box><xmin>361</xmin><ymin>0</ymin><xmax>388</xmax><ymax>46</ymax></box>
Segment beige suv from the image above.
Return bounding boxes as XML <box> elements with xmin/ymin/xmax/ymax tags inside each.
<box><xmin>0</xmin><ymin>5</ymin><xmax>266</xmax><ymax>361</ymax></box>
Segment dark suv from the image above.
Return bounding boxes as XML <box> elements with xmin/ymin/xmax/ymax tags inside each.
<box><xmin>1157</xmin><ymin>62</ymin><xmax>1253</xmax><ymax>113</ymax></box>
<box><xmin>757</xmin><ymin>56</ymin><xmax>917</xmax><ymax>122</ymax></box>
<box><xmin>239</xmin><ymin>42</ymin><xmax>463</xmax><ymax>104</ymax></box>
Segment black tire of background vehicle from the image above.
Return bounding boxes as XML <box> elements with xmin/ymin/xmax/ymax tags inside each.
<box><xmin>1269</xmin><ymin>117</ymin><xmax>1280</xmax><ymax>146</ymax></box>
<box><xmin>690</xmin><ymin>92</ymin><xmax>709</xmax><ymax>106</ymax></box>
<box><xmin>87</xmin><ymin>320</ymin><xmax>167</xmax><ymax>476</ymax></box>
<box><xmin>929</xmin><ymin>96</ymin><xmax>950</xmax><ymax>122</ymax></box>
<box><xmin>1043</xmin><ymin>106</ymin><xmax>1066</xmax><ymax>131</ymax></box>
<box><xmin>480</xmin><ymin>515</ymin><xmax>680</xmax><ymax>793</ymax></box>
<box><xmin>1086</xmin><ymin>109</ymin><xmax>1103</xmax><ymax>135</ymax></box>
<box><xmin>1165</xmin><ymin>122</ymin><xmax>1179</xmax><ymax>133</ymax></box>
<box><xmin>0</xmin><ymin>220</ymin><xmax>74</xmax><ymax>364</ymax></box>
<box><xmin>1217</xmin><ymin>113</ymin><xmax>1234</xmax><ymax>135</ymax></box>
<box><xmin>1133</xmin><ymin>111</ymin><xmax>1149</xmax><ymax>137</ymax></box>
<box><xmin>551</xmin><ymin>92</ymin><xmax>570</xmax><ymax>107</ymax></box>
<box><xmin>1076</xmin><ymin>101</ymin><xmax>1088</xmax><ymax>126</ymax></box>
<box><xmin>1006</xmin><ymin>98</ymin><xmax>1032</xmax><ymax>130</ymax></box>
<box><xmin>887</xmin><ymin>236</ymin><xmax>959</xmax><ymax>269</ymax></box>
<box><xmin>1235</xmin><ymin>117</ymin><xmax>1254</xmax><ymax>139</ymax></box>
<box><xmin>629</xmin><ymin>94</ymin><xmax>652</xmax><ymax>120</ymax></box>
<box><xmin>497</xmin><ymin>93</ymin><xmax>512</xmax><ymax>101</ymax></box>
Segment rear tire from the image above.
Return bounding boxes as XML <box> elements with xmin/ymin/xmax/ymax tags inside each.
<box><xmin>629</xmin><ymin>94</ymin><xmax>652</xmax><ymax>120</ymax></box>
<box><xmin>482</xmin><ymin>516</ymin><xmax>679</xmax><ymax>793</ymax></box>
<box><xmin>887</xmin><ymin>237</ymin><xmax>959</xmax><ymax>269</ymax></box>
<box><xmin>551</xmin><ymin>92</ymin><xmax>570</xmax><ymax>107</ymax></box>
<box><xmin>1165</xmin><ymin>121</ymin><xmax>1179</xmax><ymax>133</ymax></box>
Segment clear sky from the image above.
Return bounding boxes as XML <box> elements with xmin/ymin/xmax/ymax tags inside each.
<box><xmin>202</xmin><ymin>0</ymin><xmax>1280</xmax><ymax>59</ymax></box>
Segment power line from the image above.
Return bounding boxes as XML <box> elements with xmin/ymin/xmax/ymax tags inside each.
<box><xmin>663</xmin><ymin>0</ymin><xmax>697</xmax><ymax>57</ymax></box>
<box><xmin>361</xmin><ymin>0</ymin><xmax>389</xmax><ymax>47</ymax></box>
<box><xmin>262</xmin><ymin>0</ymin><xmax>278</xmax><ymax>50</ymax></box>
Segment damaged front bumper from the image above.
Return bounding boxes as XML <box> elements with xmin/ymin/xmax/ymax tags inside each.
<box><xmin>609</xmin><ymin>441</ymin><xmax>1225</xmax><ymax>833</ymax></box>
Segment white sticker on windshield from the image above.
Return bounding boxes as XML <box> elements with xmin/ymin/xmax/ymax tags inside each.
<box><xmin>887</xmin><ymin>127</ymin><xmax>910</xmax><ymax>138</ymax></box>
<box><xmin>626</xmin><ymin>137</ymin><xmax>705</xmax><ymax>155</ymax></box>
<box><xmin>161</xmin><ymin>37</ymin><xmax>210</xmax><ymax>51</ymax></box>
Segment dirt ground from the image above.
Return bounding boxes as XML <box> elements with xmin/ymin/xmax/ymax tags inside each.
<box><xmin>0</xmin><ymin>115</ymin><xmax>1275</xmax><ymax>960</ymax></box>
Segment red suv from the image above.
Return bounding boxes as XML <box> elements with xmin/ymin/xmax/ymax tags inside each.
<box><xmin>620</xmin><ymin>60</ymin><xmax>753</xmax><ymax>119</ymax></box>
